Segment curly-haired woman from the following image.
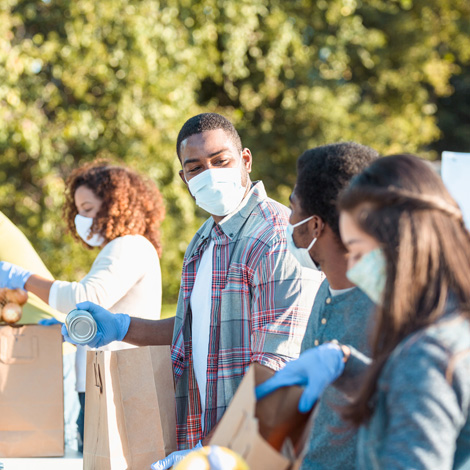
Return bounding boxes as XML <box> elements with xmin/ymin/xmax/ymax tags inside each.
<box><xmin>0</xmin><ymin>159</ymin><xmax>165</xmax><ymax>451</ymax></box>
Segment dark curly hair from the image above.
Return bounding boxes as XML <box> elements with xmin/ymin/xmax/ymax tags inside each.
<box><xmin>63</xmin><ymin>159</ymin><xmax>165</xmax><ymax>256</ymax></box>
<box><xmin>296</xmin><ymin>142</ymin><xmax>379</xmax><ymax>239</ymax></box>
<box><xmin>176</xmin><ymin>113</ymin><xmax>242</xmax><ymax>159</ymax></box>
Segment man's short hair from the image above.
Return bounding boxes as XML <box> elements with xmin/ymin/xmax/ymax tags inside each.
<box><xmin>296</xmin><ymin>142</ymin><xmax>379</xmax><ymax>239</ymax></box>
<box><xmin>176</xmin><ymin>113</ymin><xmax>243</xmax><ymax>158</ymax></box>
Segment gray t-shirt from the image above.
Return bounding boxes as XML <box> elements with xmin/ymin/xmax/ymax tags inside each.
<box><xmin>301</xmin><ymin>279</ymin><xmax>375</xmax><ymax>470</ymax></box>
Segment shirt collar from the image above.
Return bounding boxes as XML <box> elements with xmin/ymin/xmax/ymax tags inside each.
<box><xmin>217</xmin><ymin>181</ymin><xmax>267</xmax><ymax>240</ymax></box>
<box><xmin>323</xmin><ymin>279</ymin><xmax>374</xmax><ymax>305</ymax></box>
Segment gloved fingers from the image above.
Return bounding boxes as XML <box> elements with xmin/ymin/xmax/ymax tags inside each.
<box><xmin>0</xmin><ymin>261</ymin><xmax>14</xmax><ymax>271</ymax></box>
<box><xmin>150</xmin><ymin>442</ymin><xmax>202</xmax><ymax>469</ymax></box>
<box><xmin>61</xmin><ymin>323</ymin><xmax>78</xmax><ymax>345</ymax></box>
<box><xmin>317</xmin><ymin>348</ymin><xmax>345</xmax><ymax>380</ymax></box>
<box><xmin>150</xmin><ymin>460</ymin><xmax>164</xmax><ymax>470</ymax></box>
<box><xmin>0</xmin><ymin>261</ymin><xmax>32</xmax><ymax>289</ymax></box>
<box><xmin>255</xmin><ymin>379</ymin><xmax>276</xmax><ymax>400</ymax></box>
<box><xmin>86</xmin><ymin>332</ymin><xmax>105</xmax><ymax>349</ymax></box>
<box><xmin>329</xmin><ymin>360</ymin><xmax>345</xmax><ymax>382</ymax></box>
<box><xmin>39</xmin><ymin>318</ymin><xmax>62</xmax><ymax>326</ymax></box>
<box><xmin>151</xmin><ymin>455</ymin><xmax>175</xmax><ymax>470</ymax></box>
<box><xmin>255</xmin><ymin>372</ymin><xmax>300</xmax><ymax>401</ymax></box>
<box><xmin>61</xmin><ymin>321</ymin><xmax>103</xmax><ymax>348</ymax></box>
<box><xmin>298</xmin><ymin>384</ymin><xmax>322</xmax><ymax>413</ymax></box>
<box><xmin>171</xmin><ymin>453</ymin><xmax>188</xmax><ymax>466</ymax></box>
<box><xmin>76</xmin><ymin>300</ymin><xmax>103</xmax><ymax>315</ymax></box>
<box><xmin>150</xmin><ymin>459</ymin><xmax>165</xmax><ymax>470</ymax></box>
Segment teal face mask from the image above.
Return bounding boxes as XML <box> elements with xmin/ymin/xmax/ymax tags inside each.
<box><xmin>346</xmin><ymin>248</ymin><xmax>387</xmax><ymax>305</ymax></box>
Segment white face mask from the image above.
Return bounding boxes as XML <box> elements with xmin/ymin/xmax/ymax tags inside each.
<box><xmin>187</xmin><ymin>157</ymin><xmax>246</xmax><ymax>217</ymax></box>
<box><xmin>286</xmin><ymin>216</ymin><xmax>319</xmax><ymax>270</ymax></box>
<box><xmin>74</xmin><ymin>214</ymin><xmax>105</xmax><ymax>247</ymax></box>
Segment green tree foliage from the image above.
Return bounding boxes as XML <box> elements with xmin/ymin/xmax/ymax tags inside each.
<box><xmin>432</xmin><ymin>64</ymin><xmax>470</xmax><ymax>155</ymax></box>
<box><xmin>1</xmin><ymin>0</ymin><xmax>469</xmax><ymax>303</ymax></box>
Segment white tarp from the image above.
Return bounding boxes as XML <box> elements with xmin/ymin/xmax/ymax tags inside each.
<box><xmin>441</xmin><ymin>151</ymin><xmax>470</xmax><ymax>229</ymax></box>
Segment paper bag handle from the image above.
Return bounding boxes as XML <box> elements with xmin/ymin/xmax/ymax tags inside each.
<box><xmin>0</xmin><ymin>335</ymin><xmax>39</xmax><ymax>364</ymax></box>
<box><xmin>94</xmin><ymin>360</ymin><xmax>103</xmax><ymax>394</ymax></box>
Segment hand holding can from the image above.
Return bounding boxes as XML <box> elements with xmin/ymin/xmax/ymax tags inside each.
<box><xmin>62</xmin><ymin>302</ymin><xmax>130</xmax><ymax>348</ymax></box>
<box><xmin>65</xmin><ymin>308</ymin><xmax>97</xmax><ymax>344</ymax></box>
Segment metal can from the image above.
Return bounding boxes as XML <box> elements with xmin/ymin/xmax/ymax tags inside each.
<box><xmin>65</xmin><ymin>308</ymin><xmax>97</xmax><ymax>344</ymax></box>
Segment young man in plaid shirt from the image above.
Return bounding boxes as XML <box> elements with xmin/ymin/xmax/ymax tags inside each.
<box><xmin>64</xmin><ymin>113</ymin><xmax>321</xmax><ymax>468</ymax></box>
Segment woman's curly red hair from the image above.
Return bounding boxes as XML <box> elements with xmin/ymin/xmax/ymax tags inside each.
<box><xmin>63</xmin><ymin>159</ymin><xmax>165</xmax><ymax>257</ymax></box>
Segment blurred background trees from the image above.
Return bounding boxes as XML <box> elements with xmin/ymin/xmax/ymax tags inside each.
<box><xmin>1</xmin><ymin>0</ymin><xmax>469</xmax><ymax>307</ymax></box>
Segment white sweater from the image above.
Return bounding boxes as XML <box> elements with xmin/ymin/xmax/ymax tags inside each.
<box><xmin>49</xmin><ymin>234</ymin><xmax>162</xmax><ymax>391</ymax></box>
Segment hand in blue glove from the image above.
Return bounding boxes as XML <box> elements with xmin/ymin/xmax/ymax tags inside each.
<box><xmin>0</xmin><ymin>261</ymin><xmax>32</xmax><ymax>290</ymax></box>
<box><xmin>39</xmin><ymin>317</ymin><xmax>63</xmax><ymax>326</ymax></box>
<box><xmin>255</xmin><ymin>343</ymin><xmax>345</xmax><ymax>413</ymax></box>
<box><xmin>151</xmin><ymin>441</ymin><xmax>203</xmax><ymax>470</ymax></box>
<box><xmin>61</xmin><ymin>301</ymin><xmax>131</xmax><ymax>348</ymax></box>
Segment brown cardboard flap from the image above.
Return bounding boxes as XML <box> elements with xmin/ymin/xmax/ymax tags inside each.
<box><xmin>230</xmin><ymin>410</ymin><xmax>290</xmax><ymax>470</ymax></box>
<box><xmin>209</xmin><ymin>365</ymin><xmax>258</xmax><ymax>447</ymax></box>
<box><xmin>255</xmin><ymin>366</ymin><xmax>311</xmax><ymax>454</ymax></box>
<box><xmin>210</xmin><ymin>363</ymin><xmax>314</xmax><ymax>469</ymax></box>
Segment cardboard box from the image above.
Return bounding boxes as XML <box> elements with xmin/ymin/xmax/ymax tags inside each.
<box><xmin>0</xmin><ymin>324</ymin><xmax>64</xmax><ymax>457</ymax></box>
<box><xmin>210</xmin><ymin>363</ymin><xmax>313</xmax><ymax>470</ymax></box>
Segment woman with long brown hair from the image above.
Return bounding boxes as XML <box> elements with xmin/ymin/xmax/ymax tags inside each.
<box><xmin>257</xmin><ymin>154</ymin><xmax>470</xmax><ymax>469</ymax></box>
<box><xmin>0</xmin><ymin>159</ymin><xmax>165</xmax><ymax>452</ymax></box>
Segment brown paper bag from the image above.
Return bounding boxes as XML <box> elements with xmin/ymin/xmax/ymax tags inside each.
<box><xmin>0</xmin><ymin>324</ymin><xmax>64</xmax><ymax>457</ymax></box>
<box><xmin>210</xmin><ymin>363</ymin><xmax>314</xmax><ymax>470</ymax></box>
<box><xmin>83</xmin><ymin>346</ymin><xmax>177</xmax><ymax>470</ymax></box>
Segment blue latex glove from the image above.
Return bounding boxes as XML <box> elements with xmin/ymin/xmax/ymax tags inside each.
<box><xmin>151</xmin><ymin>441</ymin><xmax>203</xmax><ymax>470</ymax></box>
<box><xmin>61</xmin><ymin>301</ymin><xmax>131</xmax><ymax>348</ymax></box>
<box><xmin>0</xmin><ymin>261</ymin><xmax>32</xmax><ymax>289</ymax></box>
<box><xmin>255</xmin><ymin>343</ymin><xmax>345</xmax><ymax>413</ymax></box>
<box><xmin>39</xmin><ymin>318</ymin><xmax>63</xmax><ymax>326</ymax></box>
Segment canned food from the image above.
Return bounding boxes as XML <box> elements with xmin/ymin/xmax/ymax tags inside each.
<box><xmin>65</xmin><ymin>309</ymin><xmax>97</xmax><ymax>344</ymax></box>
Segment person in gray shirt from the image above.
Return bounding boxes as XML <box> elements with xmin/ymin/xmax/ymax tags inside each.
<box><xmin>285</xmin><ymin>142</ymin><xmax>378</xmax><ymax>469</ymax></box>
<box><xmin>259</xmin><ymin>154</ymin><xmax>470</xmax><ymax>469</ymax></box>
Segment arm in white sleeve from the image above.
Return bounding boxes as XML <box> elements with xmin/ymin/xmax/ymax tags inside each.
<box><xmin>50</xmin><ymin>236</ymin><xmax>158</xmax><ymax>314</ymax></box>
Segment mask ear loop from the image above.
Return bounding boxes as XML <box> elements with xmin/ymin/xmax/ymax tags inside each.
<box><xmin>307</xmin><ymin>237</ymin><xmax>317</xmax><ymax>250</ymax></box>
<box><xmin>292</xmin><ymin>215</ymin><xmax>314</xmax><ymax>228</ymax></box>
<box><xmin>305</xmin><ymin>221</ymin><xmax>324</xmax><ymax>250</ymax></box>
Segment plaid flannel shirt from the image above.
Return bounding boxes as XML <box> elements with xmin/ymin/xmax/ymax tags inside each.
<box><xmin>171</xmin><ymin>182</ymin><xmax>321</xmax><ymax>449</ymax></box>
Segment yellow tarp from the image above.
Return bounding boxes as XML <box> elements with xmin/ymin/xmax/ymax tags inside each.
<box><xmin>0</xmin><ymin>211</ymin><xmax>74</xmax><ymax>354</ymax></box>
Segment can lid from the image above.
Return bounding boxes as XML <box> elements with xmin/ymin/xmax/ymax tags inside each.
<box><xmin>67</xmin><ymin>312</ymin><xmax>97</xmax><ymax>344</ymax></box>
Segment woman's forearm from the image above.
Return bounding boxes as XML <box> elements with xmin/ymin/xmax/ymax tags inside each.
<box><xmin>24</xmin><ymin>274</ymin><xmax>54</xmax><ymax>304</ymax></box>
